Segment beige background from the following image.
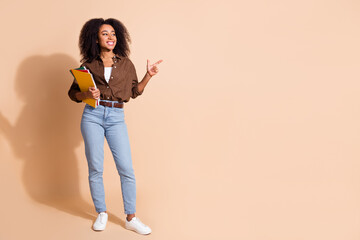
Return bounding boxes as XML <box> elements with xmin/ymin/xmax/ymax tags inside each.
<box><xmin>1</xmin><ymin>0</ymin><xmax>360</xmax><ymax>239</ymax></box>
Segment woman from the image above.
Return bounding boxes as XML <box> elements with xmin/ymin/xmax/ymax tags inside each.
<box><xmin>68</xmin><ymin>18</ymin><xmax>162</xmax><ymax>234</ymax></box>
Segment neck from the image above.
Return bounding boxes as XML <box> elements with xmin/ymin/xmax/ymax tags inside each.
<box><xmin>100</xmin><ymin>50</ymin><xmax>115</xmax><ymax>59</ymax></box>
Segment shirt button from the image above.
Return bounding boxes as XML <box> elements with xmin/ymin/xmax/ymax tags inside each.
<box><xmin>114</xmin><ymin>66</ymin><xmax>117</xmax><ymax>68</ymax></box>
<box><xmin>107</xmin><ymin>86</ymin><xmax>109</xmax><ymax>88</ymax></box>
<box><xmin>111</xmin><ymin>76</ymin><xmax>113</xmax><ymax>79</ymax></box>
<box><xmin>107</xmin><ymin>97</ymin><xmax>110</xmax><ymax>99</ymax></box>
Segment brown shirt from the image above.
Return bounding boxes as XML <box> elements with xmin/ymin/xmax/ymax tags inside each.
<box><xmin>68</xmin><ymin>54</ymin><xmax>143</xmax><ymax>103</ymax></box>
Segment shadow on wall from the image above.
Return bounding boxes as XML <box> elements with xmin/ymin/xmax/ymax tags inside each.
<box><xmin>0</xmin><ymin>54</ymin><xmax>101</xmax><ymax>222</ymax></box>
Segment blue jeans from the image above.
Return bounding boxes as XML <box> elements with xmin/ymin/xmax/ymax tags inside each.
<box><xmin>80</xmin><ymin>102</ymin><xmax>136</xmax><ymax>214</ymax></box>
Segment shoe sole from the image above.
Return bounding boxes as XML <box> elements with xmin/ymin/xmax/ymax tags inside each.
<box><xmin>93</xmin><ymin>227</ymin><xmax>106</xmax><ymax>231</ymax></box>
<box><xmin>93</xmin><ymin>224</ymin><xmax>106</xmax><ymax>231</ymax></box>
<box><xmin>125</xmin><ymin>226</ymin><xmax>151</xmax><ymax>235</ymax></box>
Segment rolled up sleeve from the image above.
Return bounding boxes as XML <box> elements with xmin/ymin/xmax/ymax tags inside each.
<box><xmin>131</xmin><ymin>79</ymin><xmax>144</xmax><ymax>99</ymax></box>
<box><xmin>130</xmin><ymin>62</ymin><xmax>144</xmax><ymax>99</ymax></box>
<box><xmin>68</xmin><ymin>78</ymin><xmax>82</xmax><ymax>103</ymax></box>
<box><xmin>68</xmin><ymin>64</ymin><xmax>85</xmax><ymax>103</ymax></box>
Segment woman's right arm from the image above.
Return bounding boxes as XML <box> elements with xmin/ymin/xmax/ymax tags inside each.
<box><xmin>74</xmin><ymin>91</ymin><xmax>90</xmax><ymax>101</ymax></box>
<box><xmin>68</xmin><ymin>79</ymin><xmax>83</xmax><ymax>103</ymax></box>
<box><xmin>68</xmin><ymin>80</ymin><xmax>100</xmax><ymax>102</ymax></box>
<box><xmin>68</xmin><ymin>63</ymin><xmax>99</xmax><ymax>102</ymax></box>
<box><xmin>76</xmin><ymin>87</ymin><xmax>100</xmax><ymax>100</ymax></box>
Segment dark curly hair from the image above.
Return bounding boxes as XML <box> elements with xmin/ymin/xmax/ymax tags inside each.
<box><xmin>79</xmin><ymin>18</ymin><xmax>131</xmax><ymax>63</ymax></box>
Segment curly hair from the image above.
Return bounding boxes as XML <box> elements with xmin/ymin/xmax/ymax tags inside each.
<box><xmin>79</xmin><ymin>18</ymin><xmax>131</xmax><ymax>63</ymax></box>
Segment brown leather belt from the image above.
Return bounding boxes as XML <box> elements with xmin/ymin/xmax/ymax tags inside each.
<box><xmin>99</xmin><ymin>101</ymin><xmax>124</xmax><ymax>108</ymax></box>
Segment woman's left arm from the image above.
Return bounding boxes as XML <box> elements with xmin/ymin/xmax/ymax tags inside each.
<box><xmin>137</xmin><ymin>59</ymin><xmax>163</xmax><ymax>93</ymax></box>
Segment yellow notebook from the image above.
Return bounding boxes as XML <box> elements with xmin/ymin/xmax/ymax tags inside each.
<box><xmin>70</xmin><ymin>68</ymin><xmax>99</xmax><ymax>108</ymax></box>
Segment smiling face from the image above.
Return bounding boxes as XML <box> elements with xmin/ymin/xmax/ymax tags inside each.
<box><xmin>97</xmin><ymin>24</ymin><xmax>117</xmax><ymax>52</ymax></box>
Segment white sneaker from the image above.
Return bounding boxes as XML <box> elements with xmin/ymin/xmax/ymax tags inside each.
<box><xmin>93</xmin><ymin>212</ymin><xmax>108</xmax><ymax>231</ymax></box>
<box><xmin>125</xmin><ymin>217</ymin><xmax>152</xmax><ymax>235</ymax></box>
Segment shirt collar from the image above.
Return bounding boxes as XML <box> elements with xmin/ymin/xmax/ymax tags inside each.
<box><xmin>96</xmin><ymin>53</ymin><xmax>122</xmax><ymax>61</ymax></box>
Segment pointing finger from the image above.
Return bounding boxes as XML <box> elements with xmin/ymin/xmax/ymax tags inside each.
<box><xmin>154</xmin><ymin>59</ymin><xmax>163</xmax><ymax>65</ymax></box>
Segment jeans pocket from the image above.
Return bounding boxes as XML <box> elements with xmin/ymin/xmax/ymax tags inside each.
<box><xmin>114</xmin><ymin>107</ymin><xmax>124</xmax><ymax>113</ymax></box>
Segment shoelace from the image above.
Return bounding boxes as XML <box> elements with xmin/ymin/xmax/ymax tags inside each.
<box><xmin>99</xmin><ymin>213</ymin><xmax>107</xmax><ymax>224</ymax></box>
<box><xmin>134</xmin><ymin>218</ymin><xmax>147</xmax><ymax>227</ymax></box>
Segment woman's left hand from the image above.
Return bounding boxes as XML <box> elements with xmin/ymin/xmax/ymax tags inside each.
<box><xmin>147</xmin><ymin>59</ymin><xmax>163</xmax><ymax>77</ymax></box>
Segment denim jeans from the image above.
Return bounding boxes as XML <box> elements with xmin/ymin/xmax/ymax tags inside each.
<box><xmin>80</xmin><ymin>102</ymin><xmax>136</xmax><ymax>214</ymax></box>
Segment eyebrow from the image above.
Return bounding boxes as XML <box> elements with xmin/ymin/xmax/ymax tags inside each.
<box><xmin>101</xmin><ymin>30</ymin><xmax>115</xmax><ymax>33</ymax></box>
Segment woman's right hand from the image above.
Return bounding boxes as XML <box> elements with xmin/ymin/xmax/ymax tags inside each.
<box><xmin>87</xmin><ymin>87</ymin><xmax>100</xmax><ymax>100</ymax></box>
